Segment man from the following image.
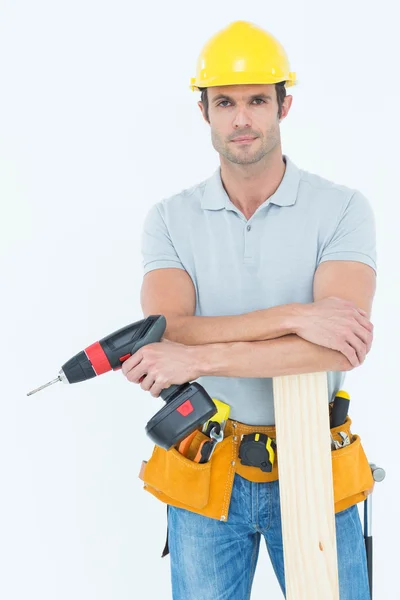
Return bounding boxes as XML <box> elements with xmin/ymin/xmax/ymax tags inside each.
<box><xmin>122</xmin><ymin>21</ymin><xmax>376</xmax><ymax>600</ymax></box>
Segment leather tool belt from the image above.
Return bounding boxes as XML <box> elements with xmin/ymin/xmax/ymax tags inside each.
<box><xmin>138</xmin><ymin>404</ymin><xmax>374</xmax><ymax>556</ymax></box>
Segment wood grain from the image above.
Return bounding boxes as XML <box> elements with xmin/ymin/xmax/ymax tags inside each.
<box><xmin>273</xmin><ymin>372</ymin><xmax>339</xmax><ymax>599</ymax></box>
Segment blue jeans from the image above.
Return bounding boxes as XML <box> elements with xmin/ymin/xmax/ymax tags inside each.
<box><xmin>167</xmin><ymin>473</ymin><xmax>370</xmax><ymax>599</ymax></box>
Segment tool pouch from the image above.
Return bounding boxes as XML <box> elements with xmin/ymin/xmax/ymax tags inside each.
<box><xmin>139</xmin><ymin>429</ymin><xmax>236</xmax><ymax>520</ymax></box>
<box><xmin>138</xmin><ymin>412</ymin><xmax>374</xmax><ymax>521</ymax></box>
<box><xmin>330</xmin><ymin>413</ymin><xmax>374</xmax><ymax>512</ymax></box>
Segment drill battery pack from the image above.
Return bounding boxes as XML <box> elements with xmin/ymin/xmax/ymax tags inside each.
<box><xmin>145</xmin><ymin>382</ymin><xmax>217</xmax><ymax>450</ymax></box>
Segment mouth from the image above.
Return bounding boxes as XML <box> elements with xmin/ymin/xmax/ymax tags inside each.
<box><xmin>231</xmin><ymin>137</ymin><xmax>257</xmax><ymax>144</ymax></box>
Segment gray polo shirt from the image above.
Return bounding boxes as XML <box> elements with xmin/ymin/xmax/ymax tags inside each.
<box><xmin>140</xmin><ymin>154</ymin><xmax>377</xmax><ymax>425</ymax></box>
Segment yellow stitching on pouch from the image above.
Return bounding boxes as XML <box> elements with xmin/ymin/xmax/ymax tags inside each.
<box><xmin>222</xmin><ymin>434</ymin><xmax>237</xmax><ymax>517</ymax></box>
<box><xmin>220</xmin><ymin>437</ymin><xmax>233</xmax><ymax>517</ymax></box>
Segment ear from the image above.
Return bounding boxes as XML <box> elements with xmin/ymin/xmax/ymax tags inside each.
<box><xmin>280</xmin><ymin>95</ymin><xmax>293</xmax><ymax>121</ymax></box>
<box><xmin>198</xmin><ymin>101</ymin><xmax>209</xmax><ymax>124</ymax></box>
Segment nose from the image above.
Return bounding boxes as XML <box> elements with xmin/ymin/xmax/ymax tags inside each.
<box><xmin>232</xmin><ymin>106</ymin><xmax>253</xmax><ymax>129</ymax></box>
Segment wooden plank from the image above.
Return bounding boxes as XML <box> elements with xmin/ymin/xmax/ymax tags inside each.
<box><xmin>273</xmin><ymin>372</ymin><xmax>339</xmax><ymax>600</ymax></box>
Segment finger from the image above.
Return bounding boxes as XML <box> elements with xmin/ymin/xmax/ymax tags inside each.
<box><xmin>150</xmin><ymin>383</ymin><xmax>162</xmax><ymax>397</ymax></box>
<box><xmin>127</xmin><ymin>363</ymin><xmax>147</xmax><ymax>383</ymax></box>
<box><xmin>121</xmin><ymin>353</ymin><xmax>142</xmax><ymax>375</ymax></box>
<box><xmin>353</xmin><ymin>311</ymin><xmax>373</xmax><ymax>331</ymax></box>
<box><xmin>140</xmin><ymin>374</ymin><xmax>156</xmax><ymax>391</ymax></box>
<box><xmin>348</xmin><ymin>334</ymin><xmax>367</xmax><ymax>365</ymax></box>
<box><xmin>352</xmin><ymin>324</ymin><xmax>373</xmax><ymax>351</ymax></box>
<box><xmin>341</xmin><ymin>343</ymin><xmax>359</xmax><ymax>368</ymax></box>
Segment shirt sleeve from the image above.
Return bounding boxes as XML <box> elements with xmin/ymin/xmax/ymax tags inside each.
<box><xmin>318</xmin><ymin>190</ymin><xmax>377</xmax><ymax>273</ymax></box>
<box><xmin>141</xmin><ymin>202</ymin><xmax>186</xmax><ymax>275</ymax></box>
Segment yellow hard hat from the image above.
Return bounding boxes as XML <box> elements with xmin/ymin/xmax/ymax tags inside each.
<box><xmin>190</xmin><ymin>21</ymin><xmax>297</xmax><ymax>91</ymax></box>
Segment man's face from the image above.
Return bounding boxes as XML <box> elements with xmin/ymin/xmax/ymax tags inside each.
<box><xmin>199</xmin><ymin>84</ymin><xmax>289</xmax><ymax>166</ymax></box>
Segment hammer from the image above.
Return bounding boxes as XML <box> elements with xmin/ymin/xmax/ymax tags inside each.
<box><xmin>364</xmin><ymin>463</ymin><xmax>386</xmax><ymax>599</ymax></box>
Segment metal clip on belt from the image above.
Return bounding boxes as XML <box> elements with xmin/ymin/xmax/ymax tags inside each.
<box><xmin>238</xmin><ymin>432</ymin><xmax>277</xmax><ymax>472</ymax></box>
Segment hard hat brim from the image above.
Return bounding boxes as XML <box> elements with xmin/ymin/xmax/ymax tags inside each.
<box><xmin>190</xmin><ymin>72</ymin><xmax>297</xmax><ymax>91</ymax></box>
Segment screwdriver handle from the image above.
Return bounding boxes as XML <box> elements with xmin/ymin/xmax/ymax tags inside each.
<box><xmin>330</xmin><ymin>390</ymin><xmax>350</xmax><ymax>428</ymax></box>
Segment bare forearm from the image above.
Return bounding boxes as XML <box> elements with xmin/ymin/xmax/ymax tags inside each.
<box><xmin>193</xmin><ymin>334</ymin><xmax>352</xmax><ymax>378</ymax></box>
<box><xmin>163</xmin><ymin>304</ymin><xmax>304</xmax><ymax>345</ymax></box>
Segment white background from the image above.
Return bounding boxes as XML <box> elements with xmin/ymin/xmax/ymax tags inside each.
<box><xmin>1</xmin><ymin>1</ymin><xmax>398</xmax><ymax>598</ymax></box>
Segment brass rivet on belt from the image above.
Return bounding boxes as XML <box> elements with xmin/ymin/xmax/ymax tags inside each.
<box><xmin>233</xmin><ymin>436</ymin><xmax>237</xmax><ymax>441</ymax></box>
<box><xmin>221</xmin><ymin>515</ymin><xmax>226</xmax><ymax>521</ymax></box>
<box><xmin>231</xmin><ymin>461</ymin><xmax>236</xmax><ymax>466</ymax></box>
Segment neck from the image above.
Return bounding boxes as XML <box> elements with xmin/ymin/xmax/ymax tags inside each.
<box><xmin>219</xmin><ymin>148</ymin><xmax>286</xmax><ymax>219</ymax></box>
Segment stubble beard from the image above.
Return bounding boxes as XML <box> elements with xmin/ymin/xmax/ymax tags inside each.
<box><xmin>211</xmin><ymin>123</ymin><xmax>279</xmax><ymax>166</ymax></box>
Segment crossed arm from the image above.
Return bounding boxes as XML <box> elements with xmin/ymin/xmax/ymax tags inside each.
<box><xmin>140</xmin><ymin>261</ymin><xmax>376</xmax><ymax>378</ymax></box>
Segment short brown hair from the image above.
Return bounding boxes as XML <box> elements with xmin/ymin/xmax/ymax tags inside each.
<box><xmin>199</xmin><ymin>82</ymin><xmax>287</xmax><ymax>122</ymax></box>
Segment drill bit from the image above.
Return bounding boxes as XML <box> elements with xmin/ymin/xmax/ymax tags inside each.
<box><xmin>27</xmin><ymin>376</ymin><xmax>62</xmax><ymax>396</ymax></box>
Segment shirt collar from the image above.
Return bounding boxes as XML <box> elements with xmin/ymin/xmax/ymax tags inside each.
<box><xmin>200</xmin><ymin>154</ymin><xmax>301</xmax><ymax>211</ymax></box>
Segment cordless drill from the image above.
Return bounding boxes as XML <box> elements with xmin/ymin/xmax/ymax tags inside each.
<box><xmin>27</xmin><ymin>315</ymin><xmax>217</xmax><ymax>450</ymax></box>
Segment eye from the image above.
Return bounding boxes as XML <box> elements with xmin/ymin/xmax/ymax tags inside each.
<box><xmin>216</xmin><ymin>99</ymin><xmax>266</xmax><ymax>107</ymax></box>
